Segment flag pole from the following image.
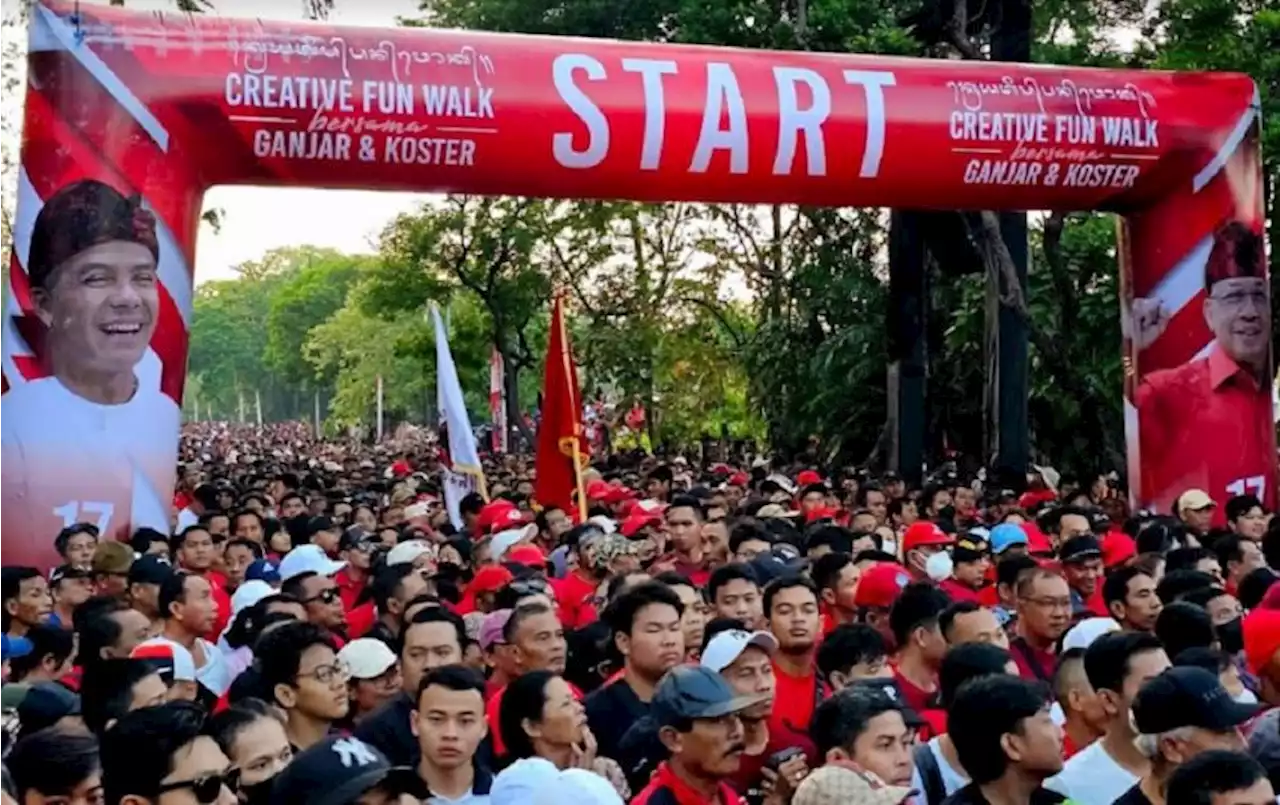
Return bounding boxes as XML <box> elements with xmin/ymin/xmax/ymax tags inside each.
<box><xmin>555</xmin><ymin>292</ymin><xmax>588</xmax><ymax>522</ymax></box>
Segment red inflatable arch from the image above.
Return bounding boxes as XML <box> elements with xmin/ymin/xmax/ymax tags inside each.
<box><xmin>2</xmin><ymin>0</ymin><xmax>1270</xmax><ymax>567</ymax></box>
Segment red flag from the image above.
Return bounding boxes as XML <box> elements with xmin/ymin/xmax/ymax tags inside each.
<box><xmin>535</xmin><ymin>294</ymin><xmax>588</xmax><ymax>519</ymax></box>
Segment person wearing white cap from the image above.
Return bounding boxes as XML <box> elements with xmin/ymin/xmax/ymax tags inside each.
<box><xmin>218</xmin><ymin>579</ymin><xmax>275</xmax><ymax>677</ymax></box>
<box><xmin>700</xmin><ymin>623</ymin><xmax>797</xmax><ymax>793</ymax></box>
<box><xmin>279</xmin><ymin>544</ymin><xmax>346</xmax><ymax>583</ymax></box>
<box><xmin>491</xmin><ymin>757</ymin><xmax>623</xmax><ymax>805</ymax></box>
<box><xmin>491</xmin><ymin>525</ymin><xmax>539</xmax><ymax>563</ymax></box>
<box><xmin>386</xmin><ymin>539</ymin><xmax>435</xmax><ymax>571</ymax></box>
<box><xmin>280</xmin><ymin>545</ymin><xmax>349</xmax><ymax>636</ymax></box>
<box><xmin>339</xmin><ymin>638</ymin><xmax>402</xmax><ymax>723</ymax></box>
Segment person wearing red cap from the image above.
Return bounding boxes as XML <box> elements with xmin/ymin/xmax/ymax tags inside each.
<box><xmin>902</xmin><ymin>522</ymin><xmax>954</xmax><ymax>581</ymax></box>
<box><xmin>1244</xmin><ymin>608</ymin><xmax>1280</xmax><ymax>705</ymax></box>
<box><xmin>854</xmin><ymin>563</ymin><xmax>912</xmax><ymax>645</ymax></box>
<box><xmin>1135</xmin><ymin>221</ymin><xmax>1276</xmax><ymax>520</ymax></box>
<box><xmin>725</xmin><ymin>473</ymin><xmax>750</xmax><ymax>510</ymax></box>
<box><xmin>456</xmin><ymin>565</ymin><xmax>515</xmax><ymax>616</ymax></box>
<box><xmin>797</xmin><ymin>481</ymin><xmax>828</xmax><ymax>519</ymax></box>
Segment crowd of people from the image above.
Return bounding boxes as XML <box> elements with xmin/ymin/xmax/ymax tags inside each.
<box><xmin>3</xmin><ymin>421</ymin><xmax>1280</xmax><ymax>805</ymax></box>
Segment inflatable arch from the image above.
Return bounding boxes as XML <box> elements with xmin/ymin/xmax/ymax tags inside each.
<box><xmin>2</xmin><ymin>0</ymin><xmax>1269</xmax><ymax>566</ymax></box>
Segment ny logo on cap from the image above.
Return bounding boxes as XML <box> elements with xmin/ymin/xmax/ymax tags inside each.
<box><xmin>332</xmin><ymin>738</ymin><xmax>379</xmax><ymax>768</ymax></box>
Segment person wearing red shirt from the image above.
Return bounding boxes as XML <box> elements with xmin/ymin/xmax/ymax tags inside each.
<box><xmin>854</xmin><ymin>563</ymin><xmax>912</xmax><ymax>646</ymax></box>
<box><xmin>812</xmin><ymin>552</ymin><xmax>860</xmax><ymax>636</ymax></box>
<box><xmin>1059</xmin><ymin>536</ymin><xmax>1108</xmax><ymax>618</ymax></box>
<box><xmin>888</xmin><ymin>582</ymin><xmax>950</xmax><ymax>716</ymax></box>
<box><xmin>938</xmin><ymin>535</ymin><xmax>991</xmax><ymax>604</ymax></box>
<box><xmin>700</xmin><ymin>624</ymin><xmax>793</xmax><ymax>799</ymax></box>
<box><xmin>1008</xmin><ymin>569</ymin><xmax>1070</xmax><ymax>684</ymax></box>
<box><xmin>632</xmin><ymin>666</ymin><xmax>768</xmax><ymax>805</ymax></box>
<box><xmin>1135</xmin><ymin>221</ymin><xmax>1275</xmax><ymax>521</ymax></box>
<box><xmin>764</xmin><ymin>576</ymin><xmax>826</xmax><ymax>763</ymax></box>
<box><xmin>484</xmin><ymin>601</ymin><xmax>575</xmax><ymax>757</ymax></box>
<box><xmin>173</xmin><ymin>524</ymin><xmax>230</xmax><ymax>642</ymax></box>
<box><xmin>550</xmin><ymin>527</ymin><xmax>608</xmax><ymax>629</ymax></box>
<box><xmin>651</xmin><ymin>496</ymin><xmax>712</xmax><ymax>587</ymax></box>
<box><xmin>902</xmin><ymin>522</ymin><xmax>954</xmax><ymax>582</ymax></box>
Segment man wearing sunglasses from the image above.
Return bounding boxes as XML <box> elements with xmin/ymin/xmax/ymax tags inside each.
<box><xmin>280</xmin><ymin>545</ymin><xmax>349</xmax><ymax>639</ymax></box>
<box><xmin>102</xmin><ymin>699</ymin><xmax>239</xmax><ymax>805</ymax></box>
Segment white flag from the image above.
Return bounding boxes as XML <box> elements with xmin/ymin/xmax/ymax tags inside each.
<box><xmin>431</xmin><ymin>304</ymin><xmax>485</xmax><ymax>527</ymax></box>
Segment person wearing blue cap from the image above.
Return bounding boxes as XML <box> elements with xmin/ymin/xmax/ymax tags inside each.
<box><xmin>1</xmin><ymin>633</ymin><xmax>33</xmax><ymax>682</ymax></box>
<box><xmin>989</xmin><ymin>523</ymin><xmax>1029</xmax><ymax>558</ymax></box>
<box><xmin>630</xmin><ymin>665</ymin><xmax>769</xmax><ymax>805</ymax></box>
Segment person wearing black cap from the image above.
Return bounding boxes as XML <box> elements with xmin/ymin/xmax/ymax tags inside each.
<box><xmin>1115</xmin><ymin>666</ymin><xmax>1259</xmax><ymax>805</ymax></box>
<box><xmin>1059</xmin><ymin>535</ymin><xmax>1106</xmax><ymax>618</ymax></box>
<box><xmin>308</xmin><ymin>516</ymin><xmax>343</xmax><ymax>557</ymax></box>
<box><xmin>128</xmin><ymin>553</ymin><xmax>175</xmax><ymax>627</ymax></box>
<box><xmin>48</xmin><ymin>564</ymin><xmax>95</xmax><ymax>631</ymax></box>
<box><xmin>630</xmin><ymin>665</ymin><xmax>770</xmax><ymax>805</ymax></box>
<box><xmin>273</xmin><ymin>735</ymin><xmax>428</xmax><ymax>805</ymax></box>
<box><xmin>15</xmin><ymin>680</ymin><xmax>82</xmax><ymax>741</ymax></box>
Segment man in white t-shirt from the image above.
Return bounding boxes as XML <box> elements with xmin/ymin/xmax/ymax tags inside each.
<box><xmin>910</xmin><ymin>642</ymin><xmax>1020</xmax><ymax>804</ymax></box>
<box><xmin>2</xmin><ymin>179</ymin><xmax>179</xmax><ymax>569</ymax></box>
<box><xmin>156</xmin><ymin>571</ymin><xmax>231</xmax><ymax>699</ymax></box>
<box><xmin>1045</xmin><ymin>631</ymin><xmax>1171</xmax><ymax>803</ymax></box>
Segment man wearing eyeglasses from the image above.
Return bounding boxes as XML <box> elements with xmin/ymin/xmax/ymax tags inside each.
<box><xmin>258</xmin><ymin>621</ymin><xmax>352</xmax><ymax>751</ymax></box>
<box><xmin>1134</xmin><ymin>220</ymin><xmax>1276</xmax><ymax>523</ymax></box>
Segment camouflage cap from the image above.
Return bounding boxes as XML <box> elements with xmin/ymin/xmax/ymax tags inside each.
<box><xmin>591</xmin><ymin>534</ymin><xmax>639</xmax><ymax>571</ymax></box>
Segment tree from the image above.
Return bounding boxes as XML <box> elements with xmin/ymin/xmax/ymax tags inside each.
<box><xmin>264</xmin><ymin>249</ymin><xmax>374</xmax><ymax>387</ymax></box>
<box><xmin>371</xmin><ymin>196</ymin><xmax>556</xmax><ymax>444</ymax></box>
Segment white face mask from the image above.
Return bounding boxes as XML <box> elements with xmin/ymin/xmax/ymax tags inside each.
<box><xmin>926</xmin><ymin>550</ymin><xmax>954</xmax><ymax>581</ymax></box>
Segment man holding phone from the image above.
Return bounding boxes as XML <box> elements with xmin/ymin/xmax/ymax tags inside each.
<box><xmin>700</xmin><ymin>620</ymin><xmax>810</xmax><ymax>805</ymax></box>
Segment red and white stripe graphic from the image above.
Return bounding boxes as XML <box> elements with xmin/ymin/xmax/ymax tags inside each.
<box><xmin>1121</xmin><ymin>81</ymin><xmax>1270</xmax><ymax>512</ymax></box>
<box><xmin>4</xmin><ymin>4</ymin><xmax>194</xmax><ymax>403</ymax></box>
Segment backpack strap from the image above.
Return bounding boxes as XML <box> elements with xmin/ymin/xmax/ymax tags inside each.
<box><xmin>913</xmin><ymin>741</ymin><xmax>947</xmax><ymax>805</ymax></box>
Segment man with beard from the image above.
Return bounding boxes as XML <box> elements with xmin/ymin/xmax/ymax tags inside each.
<box><xmin>631</xmin><ymin>666</ymin><xmax>768</xmax><ymax>805</ymax></box>
<box><xmin>1136</xmin><ymin>221</ymin><xmax>1275</xmax><ymax>518</ymax></box>
<box><xmin>763</xmin><ymin>576</ymin><xmax>826</xmax><ymax>762</ymax></box>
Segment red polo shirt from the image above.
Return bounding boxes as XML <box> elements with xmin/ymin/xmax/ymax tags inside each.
<box><xmin>552</xmin><ymin>569</ymin><xmax>599</xmax><ymax>629</ymax></box>
<box><xmin>633</xmin><ymin>761</ymin><xmax>744</xmax><ymax>805</ymax></box>
<box><xmin>1136</xmin><ymin>345</ymin><xmax>1277</xmax><ymax>522</ymax></box>
<box><xmin>937</xmin><ymin>578</ymin><xmax>983</xmax><ymax>604</ymax></box>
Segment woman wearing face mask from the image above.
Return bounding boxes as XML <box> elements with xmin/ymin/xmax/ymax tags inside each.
<box><xmin>498</xmin><ymin>670</ymin><xmax>631</xmax><ymax>800</ymax></box>
<box><xmin>208</xmin><ymin>698</ymin><xmax>294</xmax><ymax>805</ymax></box>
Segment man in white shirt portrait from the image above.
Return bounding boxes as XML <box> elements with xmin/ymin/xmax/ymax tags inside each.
<box><xmin>2</xmin><ymin>178</ymin><xmax>180</xmax><ymax>567</ymax></box>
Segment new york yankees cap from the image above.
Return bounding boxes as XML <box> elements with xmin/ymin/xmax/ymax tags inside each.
<box><xmin>272</xmin><ymin>735</ymin><xmax>428</xmax><ymax>805</ymax></box>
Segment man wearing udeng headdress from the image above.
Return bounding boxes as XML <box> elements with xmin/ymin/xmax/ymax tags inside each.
<box><xmin>1136</xmin><ymin>220</ymin><xmax>1276</xmax><ymax>521</ymax></box>
<box><xmin>2</xmin><ymin>179</ymin><xmax>179</xmax><ymax>565</ymax></box>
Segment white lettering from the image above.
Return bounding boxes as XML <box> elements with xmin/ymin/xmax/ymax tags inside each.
<box><xmin>253</xmin><ymin>129</ymin><xmax>352</xmax><ymax>160</ymax></box>
<box><xmin>382</xmin><ymin>137</ymin><xmax>477</xmax><ymax>166</ymax></box>
<box><xmin>622</xmin><ymin>58</ymin><xmax>678</xmax><ymax>171</ymax></box>
<box><xmin>225</xmin><ymin>73</ymin><xmax>354</xmax><ymax>112</ymax></box>
<box><xmin>842</xmin><ymin>70</ymin><xmax>895</xmax><ymax>178</ymax></box>
<box><xmin>772</xmin><ymin>67</ymin><xmax>831</xmax><ymax>177</ymax></box>
<box><xmin>690</xmin><ymin>62</ymin><xmax>748</xmax><ymax>174</ymax></box>
<box><xmin>552</xmin><ymin>54</ymin><xmax>609</xmax><ymax>169</ymax></box>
